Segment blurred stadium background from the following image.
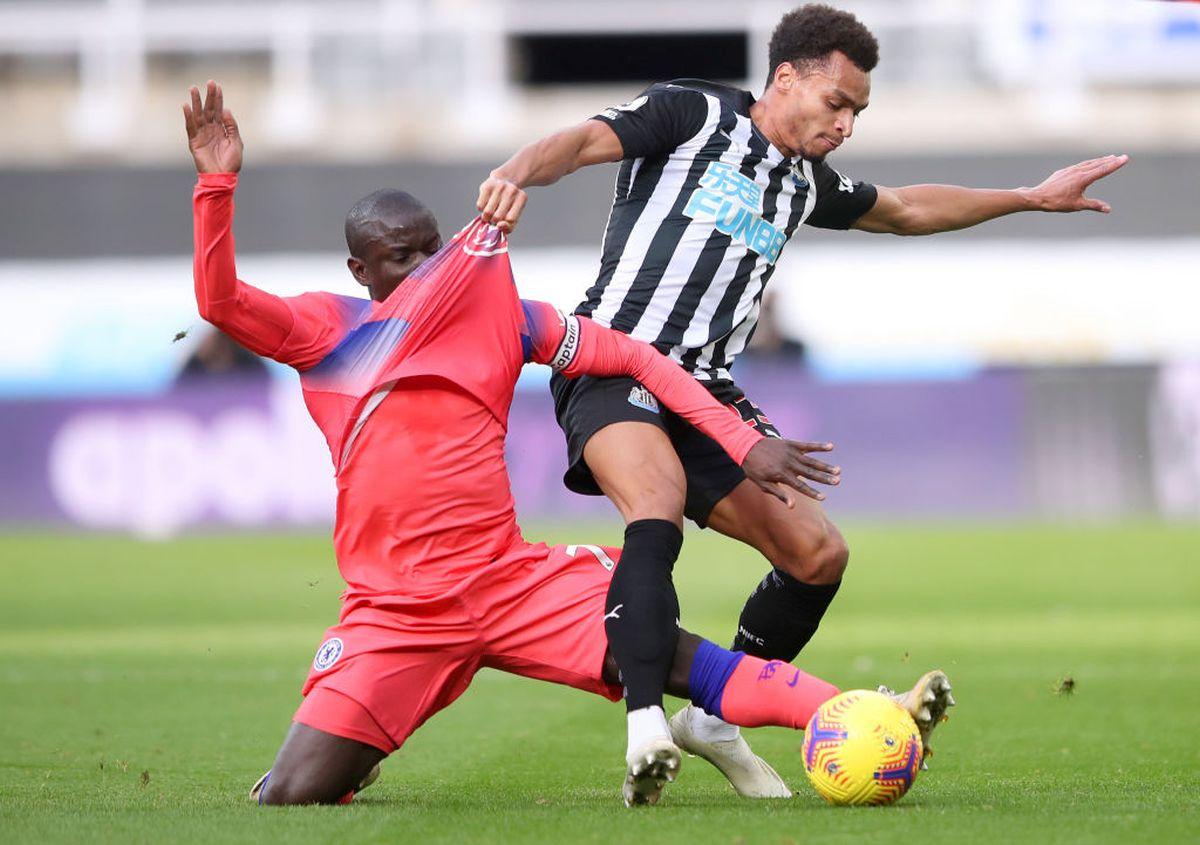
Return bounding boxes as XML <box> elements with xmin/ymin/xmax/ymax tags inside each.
<box><xmin>2</xmin><ymin>3</ymin><xmax>1199</xmax><ymax>840</ymax></box>
<box><xmin>1</xmin><ymin>0</ymin><xmax>1198</xmax><ymax>534</ymax></box>
<box><xmin>0</xmin><ymin>0</ymin><xmax>1195</xmax><ymax>530</ymax></box>
<box><xmin>0</xmin><ymin>1</ymin><xmax>1195</xmax><ymax>535</ymax></box>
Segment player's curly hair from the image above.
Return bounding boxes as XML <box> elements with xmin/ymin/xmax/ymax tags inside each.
<box><xmin>767</xmin><ymin>4</ymin><xmax>879</xmax><ymax>85</ymax></box>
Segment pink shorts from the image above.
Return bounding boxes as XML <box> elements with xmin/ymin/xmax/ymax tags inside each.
<box><xmin>294</xmin><ymin>541</ymin><xmax>623</xmax><ymax>753</ymax></box>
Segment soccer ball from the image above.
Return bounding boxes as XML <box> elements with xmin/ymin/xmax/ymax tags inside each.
<box><xmin>801</xmin><ymin>689</ymin><xmax>923</xmax><ymax>806</ymax></box>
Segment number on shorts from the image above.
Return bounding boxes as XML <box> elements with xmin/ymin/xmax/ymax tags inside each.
<box><xmin>566</xmin><ymin>544</ymin><xmax>616</xmax><ymax>571</ymax></box>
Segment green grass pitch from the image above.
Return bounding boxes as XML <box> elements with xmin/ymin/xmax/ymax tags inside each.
<box><xmin>2</xmin><ymin>522</ymin><xmax>1198</xmax><ymax>843</ymax></box>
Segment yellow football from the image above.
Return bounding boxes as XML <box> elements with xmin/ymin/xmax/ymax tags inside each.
<box><xmin>802</xmin><ymin>689</ymin><xmax>923</xmax><ymax>805</ymax></box>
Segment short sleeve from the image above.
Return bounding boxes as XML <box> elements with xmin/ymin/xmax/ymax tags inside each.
<box><xmin>803</xmin><ymin>161</ymin><xmax>878</xmax><ymax>230</ymax></box>
<box><xmin>592</xmin><ymin>85</ymin><xmax>710</xmax><ymax>159</ymax></box>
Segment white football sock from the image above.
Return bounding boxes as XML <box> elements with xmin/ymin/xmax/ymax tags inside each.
<box><xmin>626</xmin><ymin>705</ymin><xmax>671</xmax><ymax>762</ymax></box>
<box><xmin>689</xmin><ymin>707</ymin><xmax>741</xmax><ymax>743</ymax></box>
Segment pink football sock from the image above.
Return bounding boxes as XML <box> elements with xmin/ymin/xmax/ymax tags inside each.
<box><xmin>718</xmin><ymin>656</ymin><xmax>840</xmax><ymax>730</ymax></box>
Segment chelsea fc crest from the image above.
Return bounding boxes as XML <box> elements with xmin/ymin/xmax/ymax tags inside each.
<box><xmin>313</xmin><ymin>638</ymin><xmax>344</xmax><ymax>671</ymax></box>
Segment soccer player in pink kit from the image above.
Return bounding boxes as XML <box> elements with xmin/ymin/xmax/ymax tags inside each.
<box><xmin>185</xmin><ymin>81</ymin><xmax>951</xmax><ymax>807</ymax></box>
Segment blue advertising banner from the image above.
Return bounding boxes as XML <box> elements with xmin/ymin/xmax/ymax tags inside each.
<box><xmin>0</xmin><ymin>367</ymin><xmax>1027</xmax><ymax>534</ymax></box>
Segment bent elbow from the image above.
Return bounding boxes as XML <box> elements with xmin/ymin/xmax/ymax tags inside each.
<box><xmin>195</xmin><ymin>297</ymin><xmax>215</xmax><ymax>324</ymax></box>
<box><xmin>196</xmin><ymin>293</ymin><xmax>236</xmax><ymax>328</ymax></box>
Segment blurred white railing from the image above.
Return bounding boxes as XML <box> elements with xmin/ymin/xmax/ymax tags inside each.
<box><xmin>0</xmin><ymin>0</ymin><xmax>1197</xmax><ymax>153</ymax></box>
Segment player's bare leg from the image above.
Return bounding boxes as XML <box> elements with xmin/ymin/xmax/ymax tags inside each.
<box><xmin>585</xmin><ymin>421</ymin><xmax>688</xmax><ymax>805</ymax></box>
<box><xmin>249</xmin><ymin>762</ymin><xmax>380</xmax><ymax>804</ymax></box>
<box><xmin>707</xmin><ymin>478</ymin><xmax>850</xmax><ymax>644</ymax></box>
<box><xmin>675</xmin><ymin>480</ymin><xmax>848</xmax><ymax>797</ymax></box>
<box><xmin>252</xmin><ymin>723</ymin><xmax>386</xmax><ymax>806</ymax></box>
<box><xmin>879</xmin><ymin>670</ymin><xmax>956</xmax><ymax>767</ymax></box>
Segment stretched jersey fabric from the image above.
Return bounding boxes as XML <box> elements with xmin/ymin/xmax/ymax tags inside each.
<box><xmin>193</xmin><ymin>173</ymin><xmax>761</xmax><ymax>600</ymax></box>
<box><xmin>582</xmin><ymin>79</ymin><xmax>878</xmax><ymax>384</ymax></box>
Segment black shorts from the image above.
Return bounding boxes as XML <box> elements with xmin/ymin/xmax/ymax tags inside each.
<box><xmin>548</xmin><ymin>373</ymin><xmax>782</xmax><ymax>527</ymax></box>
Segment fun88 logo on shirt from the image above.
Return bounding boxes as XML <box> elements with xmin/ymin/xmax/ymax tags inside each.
<box><xmin>683</xmin><ymin>161</ymin><xmax>787</xmax><ymax>264</ymax></box>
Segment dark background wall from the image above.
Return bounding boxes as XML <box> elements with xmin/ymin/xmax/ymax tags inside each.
<box><xmin>2</xmin><ymin>151</ymin><xmax>1194</xmax><ymax>259</ymax></box>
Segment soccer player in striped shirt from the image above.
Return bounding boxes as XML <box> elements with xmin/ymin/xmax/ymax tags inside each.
<box><xmin>184</xmin><ymin>81</ymin><xmax>954</xmax><ymax>807</ymax></box>
<box><xmin>479</xmin><ymin>3</ymin><xmax>1124</xmax><ymax>798</ymax></box>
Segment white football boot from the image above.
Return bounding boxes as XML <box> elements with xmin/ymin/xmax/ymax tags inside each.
<box><xmin>668</xmin><ymin>705</ymin><xmax>793</xmax><ymax>798</ymax></box>
<box><xmin>879</xmin><ymin>669</ymin><xmax>956</xmax><ymax>768</ymax></box>
<box><xmin>248</xmin><ymin>762</ymin><xmax>381</xmax><ymax>803</ymax></box>
<box><xmin>622</xmin><ymin>738</ymin><xmax>682</xmax><ymax>807</ymax></box>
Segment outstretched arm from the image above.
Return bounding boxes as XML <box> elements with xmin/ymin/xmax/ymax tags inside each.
<box><xmin>477</xmin><ymin>120</ymin><xmax>622</xmax><ymax>233</ymax></box>
<box><xmin>853</xmin><ymin>154</ymin><xmax>1129</xmax><ymax>235</ymax></box>
<box><xmin>192</xmin><ymin>173</ymin><xmax>297</xmax><ymax>357</ymax></box>
<box><xmin>186</xmin><ymin>81</ymin><xmax>335</xmax><ymax>367</ymax></box>
<box><xmin>523</xmin><ymin>303</ymin><xmax>840</xmax><ymax>505</ymax></box>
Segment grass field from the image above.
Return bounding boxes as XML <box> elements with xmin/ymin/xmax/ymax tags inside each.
<box><xmin>2</xmin><ymin>522</ymin><xmax>1198</xmax><ymax>844</ymax></box>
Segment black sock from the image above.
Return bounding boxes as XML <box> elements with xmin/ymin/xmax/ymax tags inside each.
<box><xmin>605</xmin><ymin>519</ymin><xmax>683</xmax><ymax>712</ymax></box>
<box><xmin>731</xmin><ymin>568</ymin><xmax>841</xmax><ymax>662</ymax></box>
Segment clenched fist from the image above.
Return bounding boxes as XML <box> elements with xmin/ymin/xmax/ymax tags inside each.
<box><xmin>477</xmin><ymin>173</ymin><xmax>528</xmax><ymax>233</ymax></box>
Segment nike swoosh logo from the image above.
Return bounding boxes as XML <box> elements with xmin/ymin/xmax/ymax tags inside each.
<box><xmin>603</xmin><ymin>605</ymin><xmax>623</xmax><ymax>623</ymax></box>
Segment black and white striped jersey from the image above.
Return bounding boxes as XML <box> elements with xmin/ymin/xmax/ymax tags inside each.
<box><xmin>577</xmin><ymin>79</ymin><xmax>877</xmax><ymax>384</ymax></box>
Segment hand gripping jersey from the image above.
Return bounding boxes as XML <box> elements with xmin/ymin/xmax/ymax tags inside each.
<box><xmin>193</xmin><ymin>173</ymin><xmax>762</xmax><ymax>601</ymax></box>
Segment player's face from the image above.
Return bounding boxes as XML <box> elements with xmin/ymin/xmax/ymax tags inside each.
<box><xmin>350</xmin><ymin>214</ymin><xmax>443</xmax><ymax>301</ymax></box>
<box><xmin>773</xmin><ymin>52</ymin><xmax>870</xmax><ymax>161</ymax></box>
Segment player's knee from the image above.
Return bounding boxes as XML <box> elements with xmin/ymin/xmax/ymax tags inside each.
<box><xmin>259</xmin><ymin>773</ymin><xmax>310</xmax><ymax>806</ymax></box>
<box><xmin>261</xmin><ymin>769</ymin><xmax>344</xmax><ymax>806</ymax></box>
<box><xmin>769</xmin><ymin>522</ymin><xmax>849</xmax><ymax>585</ymax></box>
<box><xmin>817</xmin><ymin>530</ymin><xmax>851</xmax><ymax>582</ymax></box>
<box><xmin>601</xmin><ymin>649</ymin><xmax>621</xmax><ymax>686</ymax></box>
<box><xmin>627</xmin><ymin>484</ymin><xmax>685</xmax><ymax>523</ymax></box>
<box><xmin>622</xmin><ymin>458</ymin><xmax>686</xmax><ymax>521</ymax></box>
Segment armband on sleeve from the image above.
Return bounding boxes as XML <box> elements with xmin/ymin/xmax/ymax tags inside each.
<box><xmin>548</xmin><ymin>313</ymin><xmax>582</xmax><ymax>372</ymax></box>
<box><xmin>560</xmin><ymin>316</ymin><xmax>763</xmax><ymax>465</ymax></box>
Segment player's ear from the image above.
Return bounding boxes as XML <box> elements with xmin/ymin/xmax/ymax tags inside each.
<box><xmin>773</xmin><ymin>62</ymin><xmax>794</xmax><ymax>91</ymax></box>
<box><xmin>347</xmin><ymin>256</ymin><xmax>369</xmax><ymax>287</ymax></box>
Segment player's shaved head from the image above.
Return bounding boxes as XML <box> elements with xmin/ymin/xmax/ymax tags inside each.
<box><xmin>344</xmin><ymin>189</ymin><xmax>438</xmax><ymax>258</ymax></box>
<box><xmin>343</xmin><ymin>189</ymin><xmax>443</xmax><ymax>302</ymax></box>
